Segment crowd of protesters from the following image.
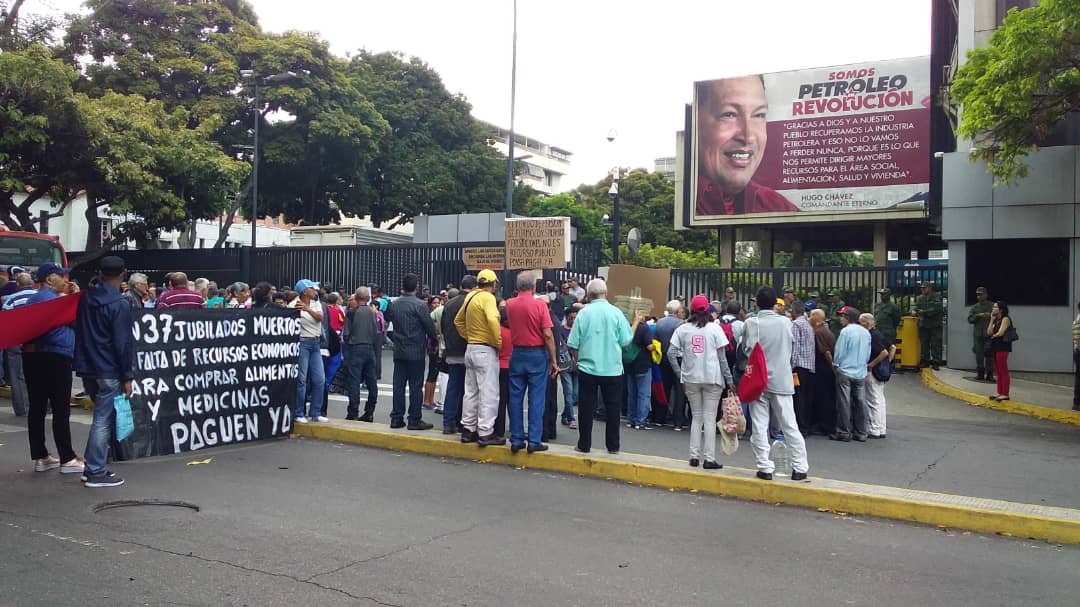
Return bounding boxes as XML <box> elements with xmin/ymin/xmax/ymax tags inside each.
<box><xmin>2</xmin><ymin>255</ymin><xmax>917</xmax><ymax>487</ymax></box>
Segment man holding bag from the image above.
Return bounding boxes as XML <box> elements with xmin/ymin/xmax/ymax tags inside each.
<box><xmin>740</xmin><ymin>287</ymin><xmax>809</xmax><ymax>481</ymax></box>
<box><xmin>74</xmin><ymin>256</ymin><xmax>135</xmax><ymax>488</ymax></box>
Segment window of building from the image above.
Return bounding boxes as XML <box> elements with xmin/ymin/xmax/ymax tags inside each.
<box><xmin>965</xmin><ymin>238</ymin><xmax>1069</xmax><ymax>306</ymax></box>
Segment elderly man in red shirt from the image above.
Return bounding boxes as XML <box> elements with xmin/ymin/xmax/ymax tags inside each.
<box><xmin>695</xmin><ymin>75</ymin><xmax>800</xmax><ymax>216</ymax></box>
<box><xmin>506</xmin><ymin>271</ymin><xmax>559</xmax><ymax>454</ymax></box>
<box><xmin>155</xmin><ymin>272</ymin><xmax>207</xmax><ymax>309</ymax></box>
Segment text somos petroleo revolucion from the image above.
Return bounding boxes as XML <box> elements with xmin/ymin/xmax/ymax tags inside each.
<box><xmin>792</xmin><ymin>68</ymin><xmax>913</xmax><ymax>116</ymax></box>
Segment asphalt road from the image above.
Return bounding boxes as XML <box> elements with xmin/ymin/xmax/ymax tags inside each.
<box><xmin>1</xmin><ymin>420</ymin><xmax>1078</xmax><ymax>607</ymax></box>
<box><xmin>321</xmin><ymin>359</ymin><xmax>1080</xmax><ymax>508</ymax></box>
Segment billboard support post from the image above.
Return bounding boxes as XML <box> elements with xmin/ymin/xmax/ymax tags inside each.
<box><xmin>873</xmin><ymin>223</ymin><xmax>888</xmax><ymax>266</ymax></box>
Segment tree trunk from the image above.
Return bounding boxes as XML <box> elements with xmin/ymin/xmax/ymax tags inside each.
<box><xmin>83</xmin><ymin>191</ymin><xmax>103</xmax><ymax>252</ymax></box>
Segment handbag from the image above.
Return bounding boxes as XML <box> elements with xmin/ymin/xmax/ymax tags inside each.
<box><xmin>737</xmin><ymin>318</ymin><xmax>769</xmax><ymax>403</ymax></box>
<box><xmin>622</xmin><ymin>341</ymin><xmax>642</xmax><ymax>364</ymax></box>
<box><xmin>1003</xmin><ymin>324</ymin><xmax>1019</xmax><ymax>344</ymax></box>
<box><xmin>872</xmin><ymin>358</ymin><xmax>892</xmax><ymax>382</ymax></box>
<box><xmin>114</xmin><ymin>394</ymin><xmax>134</xmax><ymax>442</ymax></box>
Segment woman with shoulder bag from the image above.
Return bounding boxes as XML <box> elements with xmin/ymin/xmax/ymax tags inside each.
<box><xmin>988</xmin><ymin>301</ymin><xmax>1014</xmax><ymax>401</ymax></box>
<box><xmin>666</xmin><ymin>295</ymin><xmax>736</xmax><ymax>469</ymax></box>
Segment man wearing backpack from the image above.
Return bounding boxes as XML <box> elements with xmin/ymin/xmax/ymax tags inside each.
<box><xmin>743</xmin><ymin>287</ymin><xmax>809</xmax><ymax>481</ymax></box>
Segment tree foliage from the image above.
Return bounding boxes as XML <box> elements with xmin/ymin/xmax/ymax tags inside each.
<box><xmin>524</xmin><ymin>192</ymin><xmax>606</xmax><ymax>243</ymax></box>
<box><xmin>952</xmin><ymin>0</ymin><xmax>1080</xmax><ymax>184</ymax></box>
<box><xmin>619</xmin><ymin>244</ymin><xmax>719</xmax><ymax>269</ymax></box>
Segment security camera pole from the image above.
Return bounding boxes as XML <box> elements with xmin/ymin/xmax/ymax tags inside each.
<box><xmin>607</xmin><ymin>129</ymin><xmax>620</xmax><ymax>265</ymax></box>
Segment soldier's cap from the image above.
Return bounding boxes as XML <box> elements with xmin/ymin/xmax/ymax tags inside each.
<box><xmin>975</xmin><ymin>286</ymin><xmax>987</xmax><ymax>294</ymax></box>
<box><xmin>808</xmin><ymin>291</ymin><xmax>820</xmax><ymax>298</ymax></box>
<box><xmin>828</xmin><ymin>290</ymin><xmax>839</xmax><ymax>296</ymax></box>
<box><xmin>920</xmin><ymin>281</ymin><xmax>934</xmax><ymax>288</ymax></box>
<box><xmin>783</xmin><ymin>285</ymin><xmax>795</xmax><ymax>294</ymax></box>
<box><xmin>878</xmin><ymin>288</ymin><xmax>891</xmax><ymax>295</ymax></box>
<box><xmin>724</xmin><ymin>287</ymin><xmax>735</xmax><ymax>294</ymax></box>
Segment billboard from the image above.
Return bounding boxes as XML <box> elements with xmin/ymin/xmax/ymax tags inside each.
<box><xmin>689</xmin><ymin>56</ymin><xmax>930</xmax><ymax>226</ymax></box>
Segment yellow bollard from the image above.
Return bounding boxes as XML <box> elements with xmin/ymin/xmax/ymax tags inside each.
<box><xmin>896</xmin><ymin>316</ymin><xmax>921</xmax><ymax>370</ymax></box>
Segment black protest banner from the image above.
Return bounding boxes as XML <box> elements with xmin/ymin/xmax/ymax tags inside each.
<box><xmin>121</xmin><ymin>308</ymin><xmax>300</xmax><ymax>458</ymax></box>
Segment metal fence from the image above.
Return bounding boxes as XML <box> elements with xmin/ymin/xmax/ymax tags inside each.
<box><xmin>669</xmin><ymin>264</ymin><xmax>948</xmax><ymax>314</ymax></box>
<box><xmin>70</xmin><ymin>240</ymin><xmax>604</xmax><ymax>294</ymax></box>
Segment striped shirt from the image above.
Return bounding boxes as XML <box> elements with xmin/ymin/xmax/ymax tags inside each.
<box><xmin>156</xmin><ymin>288</ymin><xmax>206</xmax><ymax>309</ymax></box>
<box><xmin>2</xmin><ymin>288</ymin><xmax>38</xmax><ymax>311</ymax></box>
<box><xmin>791</xmin><ymin>315</ymin><xmax>816</xmax><ymax>373</ymax></box>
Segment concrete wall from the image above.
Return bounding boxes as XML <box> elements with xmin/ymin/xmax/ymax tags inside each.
<box><xmin>943</xmin><ymin>146</ymin><xmax>1080</xmax><ymax>372</ymax></box>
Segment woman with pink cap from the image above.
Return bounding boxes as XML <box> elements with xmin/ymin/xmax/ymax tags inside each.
<box><xmin>666</xmin><ymin>294</ymin><xmax>735</xmax><ymax>468</ymax></box>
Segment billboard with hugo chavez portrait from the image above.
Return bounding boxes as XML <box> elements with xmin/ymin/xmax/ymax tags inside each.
<box><xmin>689</xmin><ymin>56</ymin><xmax>931</xmax><ymax>227</ymax></box>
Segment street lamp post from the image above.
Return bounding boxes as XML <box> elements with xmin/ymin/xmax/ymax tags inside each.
<box><xmin>240</xmin><ymin>70</ymin><xmax>296</xmax><ymax>255</ymax></box>
<box><xmin>502</xmin><ymin>0</ymin><xmax>519</xmax><ymax>294</ymax></box>
<box><xmin>607</xmin><ymin>129</ymin><xmax>620</xmax><ymax>264</ymax></box>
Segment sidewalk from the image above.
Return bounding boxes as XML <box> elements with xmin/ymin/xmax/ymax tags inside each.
<box><xmin>925</xmin><ymin>367</ymin><xmax>1080</xmax><ymax>426</ymax></box>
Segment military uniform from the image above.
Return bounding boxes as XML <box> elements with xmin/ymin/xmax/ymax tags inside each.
<box><xmin>914</xmin><ymin>284</ymin><xmax>944</xmax><ymax>368</ymax></box>
<box><xmin>967</xmin><ymin>287</ymin><xmax>994</xmax><ymax>380</ymax></box>
<box><xmin>874</xmin><ymin>289</ymin><xmax>901</xmax><ymax>344</ymax></box>
<box><xmin>825</xmin><ymin>291</ymin><xmax>845</xmax><ymax>337</ymax></box>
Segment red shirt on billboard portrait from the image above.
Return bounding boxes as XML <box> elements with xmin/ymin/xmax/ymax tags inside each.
<box><xmin>696</xmin><ymin>176</ymin><xmax>800</xmax><ymax>216</ymax></box>
<box><xmin>506</xmin><ymin>292</ymin><xmax>553</xmax><ymax>348</ymax></box>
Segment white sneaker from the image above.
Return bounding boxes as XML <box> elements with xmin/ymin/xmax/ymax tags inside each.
<box><xmin>294</xmin><ymin>417</ymin><xmax>309</xmax><ymax>424</ymax></box>
<box><xmin>315</xmin><ymin>416</ymin><xmax>329</xmax><ymax>423</ymax></box>
<box><xmin>34</xmin><ymin>456</ymin><xmax>60</xmax><ymax>472</ymax></box>
<box><xmin>60</xmin><ymin>458</ymin><xmax>85</xmax><ymax>474</ymax></box>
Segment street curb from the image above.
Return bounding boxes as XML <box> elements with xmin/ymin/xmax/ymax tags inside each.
<box><xmin>920</xmin><ymin>368</ymin><xmax>1080</xmax><ymax>427</ymax></box>
<box><xmin>293</xmin><ymin>422</ymin><xmax>1080</xmax><ymax>545</ymax></box>
<box><xmin>0</xmin><ymin>386</ymin><xmax>93</xmax><ymax>410</ymax></box>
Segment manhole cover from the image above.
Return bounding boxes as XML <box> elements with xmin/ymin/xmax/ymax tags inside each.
<box><xmin>93</xmin><ymin>499</ymin><xmax>201</xmax><ymax>514</ymax></box>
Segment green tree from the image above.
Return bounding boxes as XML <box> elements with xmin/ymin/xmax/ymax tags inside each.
<box><xmin>952</xmin><ymin>0</ymin><xmax>1080</xmax><ymax>184</ymax></box>
<box><xmin>345</xmin><ymin>51</ymin><xmax>504</xmax><ymax>228</ymax></box>
<box><xmin>76</xmin><ymin>92</ymin><xmax>249</xmax><ymax>252</ymax></box>
<box><xmin>524</xmin><ymin>192</ymin><xmax>606</xmax><ymax>243</ymax></box>
<box><xmin>0</xmin><ymin>44</ymin><xmax>87</xmax><ymax>231</ymax></box>
<box><xmin>1</xmin><ymin>0</ymin><xmax>63</xmax><ymax>51</ymax></box>
<box><xmin>619</xmin><ymin>244</ymin><xmax>719</xmax><ymax>269</ymax></box>
<box><xmin>574</xmin><ymin>168</ymin><xmax>717</xmax><ymax>256</ymax></box>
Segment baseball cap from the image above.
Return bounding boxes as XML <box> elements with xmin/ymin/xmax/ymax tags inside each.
<box><xmin>35</xmin><ymin>262</ymin><xmax>69</xmax><ymax>282</ymax></box>
<box><xmin>775</xmin><ymin>298</ymin><xmax>785</xmax><ymax>307</ymax></box>
<box><xmin>99</xmin><ymin>256</ymin><xmax>126</xmax><ymax>277</ymax></box>
<box><xmin>460</xmin><ymin>275</ymin><xmax>478</xmax><ymax>289</ymax></box>
<box><xmin>9</xmin><ymin>265</ymin><xmax>26</xmax><ymax>276</ymax></box>
<box><xmin>477</xmin><ymin>269</ymin><xmax>498</xmax><ymax>285</ymax></box>
<box><xmin>294</xmin><ymin>279</ymin><xmax>320</xmax><ymax>293</ymax></box>
<box><xmin>975</xmin><ymin>286</ymin><xmax>987</xmax><ymax>294</ymax></box>
<box><xmin>690</xmin><ymin>294</ymin><xmax>709</xmax><ymax>313</ymax></box>
<box><xmin>804</xmin><ymin>301</ymin><xmax>817</xmax><ymax>312</ymax></box>
<box><xmin>878</xmin><ymin>288</ymin><xmax>891</xmax><ymax>295</ymax></box>
<box><xmin>837</xmin><ymin>305</ymin><xmax>855</xmax><ymax>315</ymax></box>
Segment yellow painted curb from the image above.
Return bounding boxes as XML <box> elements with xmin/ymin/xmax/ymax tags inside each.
<box><xmin>920</xmin><ymin>369</ymin><xmax>1080</xmax><ymax>427</ymax></box>
<box><xmin>293</xmin><ymin>422</ymin><xmax>1080</xmax><ymax>545</ymax></box>
<box><xmin>0</xmin><ymin>386</ymin><xmax>93</xmax><ymax>410</ymax></box>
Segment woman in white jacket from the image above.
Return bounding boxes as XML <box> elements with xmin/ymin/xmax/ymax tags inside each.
<box><xmin>667</xmin><ymin>294</ymin><xmax>735</xmax><ymax>469</ymax></box>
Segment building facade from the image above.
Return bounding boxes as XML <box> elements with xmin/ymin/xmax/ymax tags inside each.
<box><xmin>942</xmin><ymin>0</ymin><xmax>1079</xmax><ymax>372</ymax></box>
<box><xmin>483</xmin><ymin>123</ymin><xmax>572</xmax><ymax>195</ymax></box>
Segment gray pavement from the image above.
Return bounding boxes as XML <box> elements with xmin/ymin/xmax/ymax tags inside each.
<box><xmin>936</xmin><ymin>366</ymin><xmax>1077</xmax><ymax>411</ymax></box>
<box><xmin>321</xmin><ymin>362</ymin><xmax>1080</xmax><ymax>508</ymax></box>
<box><xmin>1</xmin><ymin>419</ymin><xmax>1078</xmax><ymax>607</ymax></box>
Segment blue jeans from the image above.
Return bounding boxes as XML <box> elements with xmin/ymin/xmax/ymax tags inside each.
<box><xmin>392</xmin><ymin>358</ymin><xmax>425</xmax><ymax>425</ymax></box>
<box><xmin>509</xmin><ymin>348</ymin><xmax>548</xmax><ymax>447</ymax></box>
<box><xmin>560</xmin><ymin>370</ymin><xmax>578</xmax><ymax>422</ymax></box>
<box><xmin>324</xmin><ymin>352</ymin><xmax>342</xmax><ymax>395</ymax></box>
<box><xmin>84</xmin><ymin>377</ymin><xmax>121</xmax><ymax>478</ymax></box>
<box><xmin>295</xmin><ymin>338</ymin><xmax>326</xmax><ymax>419</ymax></box>
<box><xmin>626</xmin><ymin>370</ymin><xmax>651</xmax><ymax>426</ymax></box>
<box><xmin>443</xmin><ymin>363</ymin><xmax>465</xmax><ymax>431</ymax></box>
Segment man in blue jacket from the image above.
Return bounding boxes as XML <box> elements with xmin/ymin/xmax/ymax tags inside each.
<box><xmin>23</xmin><ymin>262</ymin><xmax>84</xmax><ymax>477</ymax></box>
<box><xmin>74</xmin><ymin>256</ymin><xmax>134</xmax><ymax>488</ymax></box>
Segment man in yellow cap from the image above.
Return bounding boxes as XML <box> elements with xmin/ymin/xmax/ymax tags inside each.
<box><xmin>454</xmin><ymin>270</ymin><xmax>504</xmax><ymax>446</ymax></box>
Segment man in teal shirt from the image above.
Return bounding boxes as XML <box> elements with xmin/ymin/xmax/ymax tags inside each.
<box><xmin>567</xmin><ymin>278</ymin><xmax>637</xmax><ymax>454</ymax></box>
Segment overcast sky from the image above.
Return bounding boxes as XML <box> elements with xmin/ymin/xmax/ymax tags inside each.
<box><xmin>34</xmin><ymin>0</ymin><xmax>932</xmax><ymax>189</ymax></box>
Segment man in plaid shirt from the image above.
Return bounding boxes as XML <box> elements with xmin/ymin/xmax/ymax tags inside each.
<box><xmin>790</xmin><ymin>303</ymin><xmax>816</xmax><ymax>435</ymax></box>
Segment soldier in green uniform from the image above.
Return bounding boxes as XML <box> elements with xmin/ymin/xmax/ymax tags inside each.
<box><xmin>808</xmin><ymin>290</ymin><xmax>822</xmax><ymax>310</ymax></box>
<box><xmin>874</xmin><ymin>288</ymin><xmax>902</xmax><ymax>344</ymax></box>
<box><xmin>912</xmin><ymin>281</ymin><xmax>944</xmax><ymax>369</ymax></box>
<box><xmin>967</xmin><ymin>286</ymin><xmax>994</xmax><ymax>381</ymax></box>
<box><xmin>825</xmin><ymin>290</ymin><xmax>845</xmax><ymax>336</ymax></box>
<box><xmin>782</xmin><ymin>286</ymin><xmax>796</xmax><ymax>317</ymax></box>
